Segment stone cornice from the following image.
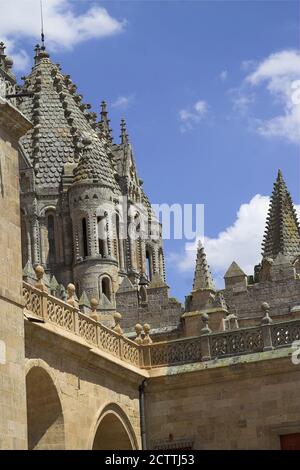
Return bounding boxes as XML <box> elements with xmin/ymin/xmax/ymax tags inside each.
<box><xmin>0</xmin><ymin>97</ymin><xmax>32</xmax><ymax>140</ymax></box>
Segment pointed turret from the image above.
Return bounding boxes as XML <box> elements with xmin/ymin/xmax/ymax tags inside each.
<box><xmin>183</xmin><ymin>242</ymin><xmax>227</xmax><ymax>334</ymax></box>
<box><xmin>224</xmin><ymin>261</ymin><xmax>247</xmax><ymax>290</ymax></box>
<box><xmin>262</xmin><ymin>170</ymin><xmax>300</xmax><ymax>260</ymax></box>
<box><xmin>120</xmin><ymin>118</ymin><xmax>129</xmax><ymax>145</ymax></box>
<box><xmin>192</xmin><ymin>241</ymin><xmax>215</xmax><ymax>291</ymax></box>
<box><xmin>98</xmin><ymin>100</ymin><xmax>112</xmax><ymax>142</ymax></box>
<box><xmin>224</xmin><ymin>261</ymin><xmax>246</xmax><ymax>279</ymax></box>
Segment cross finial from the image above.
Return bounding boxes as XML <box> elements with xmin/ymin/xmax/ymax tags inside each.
<box><xmin>40</xmin><ymin>0</ymin><xmax>45</xmax><ymax>50</ymax></box>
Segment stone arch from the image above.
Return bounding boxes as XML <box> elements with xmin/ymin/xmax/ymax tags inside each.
<box><xmin>89</xmin><ymin>402</ymin><xmax>138</xmax><ymax>450</ymax></box>
<box><xmin>25</xmin><ymin>359</ymin><xmax>65</xmax><ymax>450</ymax></box>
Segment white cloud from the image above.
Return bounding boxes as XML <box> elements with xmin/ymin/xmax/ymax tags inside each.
<box><xmin>219</xmin><ymin>70</ymin><xmax>228</xmax><ymax>81</ymax></box>
<box><xmin>0</xmin><ymin>0</ymin><xmax>125</xmax><ymax>71</ymax></box>
<box><xmin>179</xmin><ymin>99</ymin><xmax>208</xmax><ymax>132</ymax></box>
<box><xmin>12</xmin><ymin>50</ymin><xmax>31</xmax><ymax>72</ymax></box>
<box><xmin>229</xmin><ymin>87</ymin><xmax>255</xmax><ymax>116</ymax></box>
<box><xmin>171</xmin><ymin>194</ymin><xmax>300</xmax><ymax>287</ymax></box>
<box><xmin>246</xmin><ymin>50</ymin><xmax>300</xmax><ymax>144</ymax></box>
<box><xmin>241</xmin><ymin>59</ymin><xmax>256</xmax><ymax>72</ymax></box>
<box><xmin>111</xmin><ymin>95</ymin><xmax>134</xmax><ymax>110</ymax></box>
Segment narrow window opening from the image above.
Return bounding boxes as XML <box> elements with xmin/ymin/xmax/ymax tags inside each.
<box><xmin>48</xmin><ymin>215</ymin><xmax>56</xmax><ymax>264</ymax></box>
<box><xmin>82</xmin><ymin>218</ymin><xmax>88</xmax><ymax>257</ymax></box>
<box><xmin>146</xmin><ymin>249</ymin><xmax>152</xmax><ymax>281</ymax></box>
<box><xmin>101</xmin><ymin>277</ymin><xmax>111</xmax><ymax>301</ymax></box>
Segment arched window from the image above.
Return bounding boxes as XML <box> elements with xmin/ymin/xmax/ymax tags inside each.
<box><xmin>82</xmin><ymin>218</ymin><xmax>88</xmax><ymax>257</ymax></box>
<box><xmin>146</xmin><ymin>247</ymin><xmax>153</xmax><ymax>281</ymax></box>
<box><xmin>47</xmin><ymin>214</ymin><xmax>56</xmax><ymax>265</ymax></box>
<box><xmin>101</xmin><ymin>276</ymin><xmax>111</xmax><ymax>301</ymax></box>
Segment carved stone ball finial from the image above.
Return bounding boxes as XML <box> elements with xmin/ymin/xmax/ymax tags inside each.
<box><xmin>200</xmin><ymin>313</ymin><xmax>212</xmax><ymax>335</ymax></box>
<box><xmin>67</xmin><ymin>283</ymin><xmax>78</xmax><ymax>309</ymax></box>
<box><xmin>34</xmin><ymin>265</ymin><xmax>48</xmax><ymax>293</ymax></box>
<box><xmin>89</xmin><ymin>298</ymin><xmax>99</xmax><ymax>320</ymax></box>
<box><xmin>90</xmin><ymin>298</ymin><xmax>98</xmax><ymax>313</ymax></box>
<box><xmin>261</xmin><ymin>301</ymin><xmax>273</xmax><ymax>325</ymax></box>
<box><xmin>113</xmin><ymin>312</ymin><xmax>123</xmax><ymax>335</ymax></box>
<box><xmin>142</xmin><ymin>323</ymin><xmax>152</xmax><ymax>345</ymax></box>
<box><xmin>135</xmin><ymin>323</ymin><xmax>143</xmax><ymax>345</ymax></box>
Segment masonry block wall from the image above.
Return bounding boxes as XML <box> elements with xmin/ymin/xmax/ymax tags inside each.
<box><xmin>145</xmin><ymin>351</ymin><xmax>300</xmax><ymax>450</ymax></box>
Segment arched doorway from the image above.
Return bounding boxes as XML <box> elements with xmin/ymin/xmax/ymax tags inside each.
<box><xmin>26</xmin><ymin>366</ymin><xmax>65</xmax><ymax>450</ymax></box>
<box><xmin>92</xmin><ymin>406</ymin><xmax>137</xmax><ymax>450</ymax></box>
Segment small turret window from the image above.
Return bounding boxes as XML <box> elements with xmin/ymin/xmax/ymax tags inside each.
<box><xmin>82</xmin><ymin>218</ymin><xmax>88</xmax><ymax>257</ymax></box>
<box><xmin>101</xmin><ymin>276</ymin><xmax>111</xmax><ymax>301</ymax></box>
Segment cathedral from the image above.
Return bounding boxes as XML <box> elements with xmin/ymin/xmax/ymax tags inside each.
<box><xmin>1</xmin><ymin>42</ymin><xmax>300</xmax><ymax>450</ymax></box>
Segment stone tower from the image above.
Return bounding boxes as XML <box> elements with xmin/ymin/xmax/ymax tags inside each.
<box><xmin>0</xmin><ymin>44</ymin><xmax>32</xmax><ymax>449</ymax></box>
<box><xmin>17</xmin><ymin>44</ymin><xmax>165</xmax><ymax>324</ymax></box>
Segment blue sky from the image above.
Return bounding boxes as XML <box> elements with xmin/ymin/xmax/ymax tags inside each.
<box><xmin>1</xmin><ymin>0</ymin><xmax>299</xmax><ymax>302</ymax></box>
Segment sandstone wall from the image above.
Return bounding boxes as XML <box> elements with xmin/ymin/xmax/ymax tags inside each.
<box><xmin>0</xmin><ymin>111</ymin><xmax>29</xmax><ymax>449</ymax></box>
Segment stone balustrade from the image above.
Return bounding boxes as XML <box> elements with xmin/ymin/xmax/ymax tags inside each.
<box><xmin>23</xmin><ymin>281</ymin><xmax>300</xmax><ymax>369</ymax></box>
<box><xmin>23</xmin><ymin>281</ymin><xmax>142</xmax><ymax>367</ymax></box>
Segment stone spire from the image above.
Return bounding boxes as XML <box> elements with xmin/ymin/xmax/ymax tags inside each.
<box><xmin>99</xmin><ymin>100</ymin><xmax>112</xmax><ymax>142</ymax></box>
<box><xmin>262</xmin><ymin>170</ymin><xmax>300</xmax><ymax>260</ymax></box>
<box><xmin>192</xmin><ymin>241</ymin><xmax>215</xmax><ymax>291</ymax></box>
<box><xmin>120</xmin><ymin>118</ymin><xmax>129</xmax><ymax>145</ymax></box>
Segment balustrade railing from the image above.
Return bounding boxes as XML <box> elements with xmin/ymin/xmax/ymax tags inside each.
<box><xmin>23</xmin><ymin>282</ymin><xmax>300</xmax><ymax>370</ymax></box>
<box><xmin>23</xmin><ymin>282</ymin><xmax>142</xmax><ymax>368</ymax></box>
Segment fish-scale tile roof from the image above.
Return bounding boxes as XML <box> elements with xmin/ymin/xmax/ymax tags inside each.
<box><xmin>192</xmin><ymin>241</ymin><xmax>215</xmax><ymax>290</ymax></box>
<box><xmin>18</xmin><ymin>48</ymin><xmax>120</xmax><ymax>193</ymax></box>
<box><xmin>262</xmin><ymin>170</ymin><xmax>300</xmax><ymax>259</ymax></box>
